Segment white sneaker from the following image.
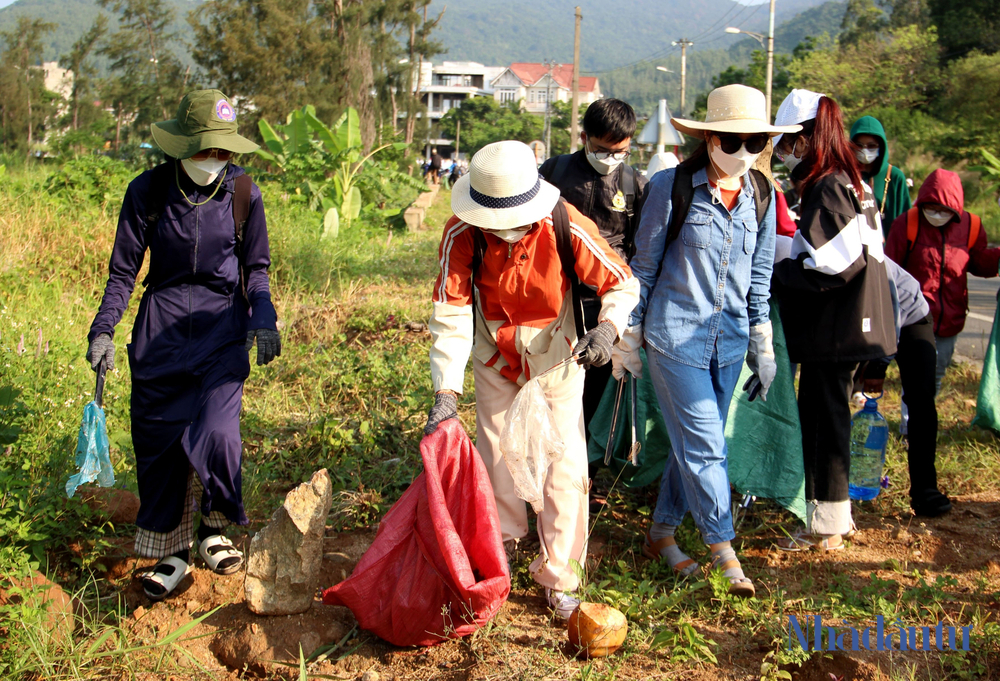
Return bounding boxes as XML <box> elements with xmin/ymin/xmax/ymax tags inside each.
<box><xmin>545</xmin><ymin>588</ymin><xmax>581</xmax><ymax>620</ymax></box>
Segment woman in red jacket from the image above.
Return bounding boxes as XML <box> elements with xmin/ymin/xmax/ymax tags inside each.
<box><xmin>886</xmin><ymin>169</ymin><xmax>1000</xmax><ymax>395</ymax></box>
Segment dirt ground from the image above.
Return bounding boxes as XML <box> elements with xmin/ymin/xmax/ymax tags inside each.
<box><xmin>88</xmin><ymin>488</ymin><xmax>1000</xmax><ymax>681</ymax></box>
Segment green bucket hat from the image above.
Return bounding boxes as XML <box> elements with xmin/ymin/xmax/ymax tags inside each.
<box><xmin>151</xmin><ymin>89</ymin><xmax>259</xmax><ymax>159</ymax></box>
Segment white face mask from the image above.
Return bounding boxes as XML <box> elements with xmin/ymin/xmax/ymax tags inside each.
<box><xmin>708</xmin><ymin>139</ymin><xmax>759</xmax><ymax>182</ymax></box>
<box><xmin>922</xmin><ymin>208</ymin><xmax>955</xmax><ymax>227</ymax></box>
<box><xmin>493</xmin><ymin>229</ymin><xmax>529</xmax><ymax>243</ymax></box>
<box><xmin>181</xmin><ymin>157</ymin><xmax>228</xmax><ymax>186</ymax></box>
<box><xmin>856</xmin><ymin>148</ymin><xmax>880</xmax><ymax>165</ymax></box>
<box><xmin>778</xmin><ymin>136</ymin><xmax>807</xmax><ymax>172</ymax></box>
<box><xmin>585</xmin><ymin>141</ymin><xmax>625</xmax><ymax>176</ymax></box>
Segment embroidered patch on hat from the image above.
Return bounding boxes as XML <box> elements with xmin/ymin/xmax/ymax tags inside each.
<box><xmin>215</xmin><ymin>99</ymin><xmax>236</xmax><ymax>122</ymax></box>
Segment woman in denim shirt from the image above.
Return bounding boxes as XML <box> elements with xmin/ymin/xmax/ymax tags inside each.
<box><xmin>612</xmin><ymin>85</ymin><xmax>799</xmax><ymax>597</ymax></box>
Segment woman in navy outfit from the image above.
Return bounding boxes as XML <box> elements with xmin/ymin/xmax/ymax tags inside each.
<box><xmin>86</xmin><ymin>90</ymin><xmax>281</xmax><ymax>600</ymax></box>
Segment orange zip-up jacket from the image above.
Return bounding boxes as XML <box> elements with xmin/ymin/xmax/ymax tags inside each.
<box><xmin>430</xmin><ymin>202</ymin><xmax>640</xmax><ymax>392</ymax></box>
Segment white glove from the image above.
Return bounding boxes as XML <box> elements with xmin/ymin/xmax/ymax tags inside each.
<box><xmin>611</xmin><ymin>325</ymin><xmax>644</xmax><ymax>380</ymax></box>
<box><xmin>743</xmin><ymin>321</ymin><xmax>777</xmax><ymax>402</ymax></box>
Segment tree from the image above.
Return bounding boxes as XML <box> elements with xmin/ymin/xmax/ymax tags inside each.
<box><xmin>439</xmin><ymin>98</ymin><xmax>542</xmax><ymax>156</ymax></box>
<box><xmin>840</xmin><ymin>0</ymin><xmax>889</xmax><ymax>46</ymax></box>
<box><xmin>98</xmin><ymin>0</ymin><xmax>188</xmax><ymax>145</ymax></box>
<box><xmin>928</xmin><ymin>0</ymin><xmax>1000</xmax><ymax>58</ymax></box>
<box><xmin>60</xmin><ymin>15</ymin><xmax>108</xmax><ymax>132</ymax></box>
<box><xmin>0</xmin><ymin>16</ymin><xmax>56</xmax><ymax>158</ymax></box>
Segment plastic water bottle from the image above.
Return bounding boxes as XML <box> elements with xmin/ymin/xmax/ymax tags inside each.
<box><xmin>849</xmin><ymin>397</ymin><xmax>889</xmax><ymax>501</ymax></box>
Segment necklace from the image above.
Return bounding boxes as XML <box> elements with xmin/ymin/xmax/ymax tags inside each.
<box><xmin>175</xmin><ymin>161</ymin><xmax>227</xmax><ymax>207</ymax></box>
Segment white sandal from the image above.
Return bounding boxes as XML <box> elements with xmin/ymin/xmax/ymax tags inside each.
<box><xmin>140</xmin><ymin>556</ymin><xmax>191</xmax><ymax>601</ymax></box>
<box><xmin>198</xmin><ymin>534</ymin><xmax>244</xmax><ymax>575</ymax></box>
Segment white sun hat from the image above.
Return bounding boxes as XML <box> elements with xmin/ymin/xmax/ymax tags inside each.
<box><xmin>773</xmin><ymin>89</ymin><xmax>826</xmax><ymax>146</ymax></box>
<box><xmin>671</xmin><ymin>84</ymin><xmax>801</xmax><ymax>139</ymax></box>
<box><xmin>451</xmin><ymin>141</ymin><xmax>560</xmax><ymax>231</ymax></box>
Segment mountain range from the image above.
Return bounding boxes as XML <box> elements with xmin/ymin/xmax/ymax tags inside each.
<box><xmin>0</xmin><ymin>0</ymin><xmax>845</xmax><ymax>113</ymax></box>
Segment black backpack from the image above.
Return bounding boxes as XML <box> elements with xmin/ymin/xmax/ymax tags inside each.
<box><xmin>471</xmin><ymin>198</ymin><xmax>587</xmax><ymax>340</ymax></box>
<box><xmin>141</xmin><ymin>160</ymin><xmax>253</xmax><ymax>305</ymax></box>
<box><xmin>548</xmin><ymin>153</ymin><xmax>638</xmax><ymax>256</ymax></box>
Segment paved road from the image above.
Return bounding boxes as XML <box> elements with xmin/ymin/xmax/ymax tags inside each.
<box><xmin>955</xmin><ymin>276</ymin><xmax>1000</xmax><ymax>367</ymax></box>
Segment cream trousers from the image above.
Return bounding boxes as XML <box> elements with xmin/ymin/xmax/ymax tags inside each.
<box><xmin>473</xmin><ymin>358</ymin><xmax>589</xmax><ymax>592</ymax></box>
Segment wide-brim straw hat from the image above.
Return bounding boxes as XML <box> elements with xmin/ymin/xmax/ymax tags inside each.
<box><xmin>671</xmin><ymin>84</ymin><xmax>801</xmax><ymax>139</ymax></box>
<box><xmin>452</xmin><ymin>141</ymin><xmax>560</xmax><ymax>231</ymax></box>
<box><xmin>151</xmin><ymin>89</ymin><xmax>259</xmax><ymax>159</ymax></box>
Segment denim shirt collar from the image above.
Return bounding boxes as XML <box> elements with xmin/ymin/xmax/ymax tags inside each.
<box><xmin>693</xmin><ymin>166</ymin><xmax>757</xmax><ymax>202</ymax></box>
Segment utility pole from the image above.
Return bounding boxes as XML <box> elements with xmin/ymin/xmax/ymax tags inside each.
<box><xmin>569</xmin><ymin>6</ymin><xmax>582</xmax><ymax>153</ymax></box>
<box><xmin>543</xmin><ymin>60</ymin><xmax>555</xmax><ymax>162</ymax></box>
<box><xmin>765</xmin><ymin>0</ymin><xmax>776</xmax><ymax>118</ymax></box>
<box><xmin>672</xmin><ymin>38</ymin><xmax>693</xmax><ymax>117</ymax></box>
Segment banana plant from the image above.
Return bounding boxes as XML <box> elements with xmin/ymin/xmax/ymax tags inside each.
<box><xmin>255</xmin><ymin>106</ymin><xmax>408</xmax><ymax>237</ymax></box>
<box><xmin>969</xmin><ymin>148</ymin><xmax>1000</xmax><ymax>199</ymax></box>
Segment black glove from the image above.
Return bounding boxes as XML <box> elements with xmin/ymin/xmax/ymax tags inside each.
<box><xmin>424</xmin><ymin>391</ymin><xmax>458</xmax><ymax>435</ymax></box>
<box><xmin>245</xmin><ymin>328</ymin><xmax>282</xmax><ymax>366</ymax></box>
<box><xmin>86</xmin><ymin>333</ymin><xmax>115</xmax><ymax>372</ymax></box>
<box><xmin>571</xmin><ymin>321</ymin><xmax>618</xmax><ymax>368</ymax></box>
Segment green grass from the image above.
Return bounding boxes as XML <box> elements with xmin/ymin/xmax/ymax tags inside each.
<box><xmin>2</xmin><ymin>162</ymin><xmax>1000</xmax><ymax>679</ymax></box>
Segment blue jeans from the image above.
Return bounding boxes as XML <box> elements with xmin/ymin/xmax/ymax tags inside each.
<box><xmin>934</xmin><ymin>334</ymin><xmax>957</xmax><ymax>396</ymax></box>
<box><xmin>647</xmin><ymin>346</ymin><xmax>743</xmax><ymax>545</ymax></box>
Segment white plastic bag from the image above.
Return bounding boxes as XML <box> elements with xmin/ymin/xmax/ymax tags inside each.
<box><xmin>499</xmin><ymin>378</ymin><xmax>566</xmax><ymax>512</ymax></box>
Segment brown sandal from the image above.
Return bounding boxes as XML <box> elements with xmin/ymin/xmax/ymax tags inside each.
<box><xmin>641</xmin><ymin>531</ymin><xmax>700</xmax><ymax>576</ymax></box>
<box><xmin>710</xmin><ymin>555</ymin><xmax>755</xmax><ymax>598</ymax></box>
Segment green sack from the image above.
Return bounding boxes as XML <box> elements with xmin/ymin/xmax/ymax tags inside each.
<box><xmin>973</xmin><ymin>293</ymin><xmax>1000</xmax><ymax>433</ymax></box>
<box><xmin>724</xmin><ymin>305</ymin><xmax>807</xmax><ymax>522</ymax></box>
<box><xmin>586</xmin><ymin>349</ymin><xmax>672</xmax><ymax>488</ymax></box>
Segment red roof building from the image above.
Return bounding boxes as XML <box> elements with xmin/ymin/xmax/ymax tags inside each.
<box><xmin>491</xmin><ymin>62</ymin><xmax>602</xmax><ymax>114</ymax></box>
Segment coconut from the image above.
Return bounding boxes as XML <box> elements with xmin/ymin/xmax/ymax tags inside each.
<box><xmin>567</xmin><ymin>602</ymin><xmax>628</xmax><ymax>658</ymax></box>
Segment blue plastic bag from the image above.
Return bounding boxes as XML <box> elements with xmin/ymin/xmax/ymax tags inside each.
<box><xmin>66</xmin><ymin>361</ymin><xmax>115</xmax><ymax>497</ymax></box>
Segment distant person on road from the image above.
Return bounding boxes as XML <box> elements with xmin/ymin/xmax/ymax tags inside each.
<box><xmin>429</xmin><ymin>148</ymin><xmax>443</xmax><ymax>185</ymax></box>
<box><xmin>86</xmin><ymin>90</ymin><xmax>281</xmax><ymax>602</ymax></box>
<box><xmin>538</xmin><ymin>98</ymin><xmax>648</xmax><ymax>492</ymax></box>
<box><xmin>772</xmin><ymin>89</ymin><xmax>896</xmax><ymax>552</ymax></box>
<box><xmin>885</xmin><ymin>168</ymin><xmax>1000</xmax><ymax>395</ymax></box>
<box><xmin>850</xmin><ymin>116</ymin><xmax>912</xmax><ymax>233</ymax></box>
<box><xmin>424</xmin><ymin>141</ymin><xmax>639</xmax><ymax>620</ymax></box>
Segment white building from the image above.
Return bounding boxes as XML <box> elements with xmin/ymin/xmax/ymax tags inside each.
<box><xmin>490</xmin><ymin>63</ymin><xmax>601</xmax><ymax>114</ymax></box>
<box><xmin>418</xmin><ymin>61</ymin><xmax>506</xmax><ymax>120</ymax></box>
<box><xmin>41</xmin><ymin>61</ymin><xmax>73</xmax><ymax>101</ymax></box>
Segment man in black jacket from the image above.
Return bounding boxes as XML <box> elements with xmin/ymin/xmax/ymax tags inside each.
<box><xmin>539</xmin><ymin>99</ymin><xmax>648</xmax><ymax>479</ymax></box>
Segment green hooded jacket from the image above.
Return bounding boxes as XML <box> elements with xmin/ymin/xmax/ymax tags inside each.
<box><xmin>850</xmin><ymin>115</ymin><xmax>912</xmax><ymax>235</ymax></box>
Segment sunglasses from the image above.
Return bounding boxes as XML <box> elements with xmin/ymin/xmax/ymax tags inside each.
<box><xmin>189</xmin><ymin>148</ymin><xmax>234</xmax><ymax>162</ymax></box>
<box><xmin>714</xmin><ymin>134</ymin><xmax>770</xmax><ymax>155</ymax></box>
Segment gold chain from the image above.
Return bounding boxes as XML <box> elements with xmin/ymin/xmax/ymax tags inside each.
<box><xmin>175</xmin><ymin>161</ymin><xmax>228</xmax><ymax>207</ymax></box>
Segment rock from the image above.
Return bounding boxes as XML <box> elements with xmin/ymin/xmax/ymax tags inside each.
<box><xmin>360</xmin><ymin>671</ymin><xmax>381</xmax><ymax>681</ymax></box>
<box><xmin>210</xmin><ymin>602</ymin><xmax>352</xmax><ymax>673</ymax></box>
<box><xmin>0</xmin><ymin>571</ymin><xmax>75</xmax><ymax>642</ymax></box>
<box><xmin>891</xmin><ymin>527</ymin><xmax>912</xmax><ymax>544</ymax></box>
<box><xmin>245</xmin><ymin>469</ymin><xmax>333</xmax><ymax>615</ymax></box>
<box><xmin>78</xmin><ymin>486</ymin><xmax>141</xmax><ymax>524</ymax></box>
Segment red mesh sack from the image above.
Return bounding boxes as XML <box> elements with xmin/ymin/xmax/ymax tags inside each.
<box><xmin>322</xmin><ymin>419</ymin><xmax>510</xmax><ymax>646</ymax></box>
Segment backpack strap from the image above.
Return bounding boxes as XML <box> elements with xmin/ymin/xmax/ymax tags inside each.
<box><xmin>470</xmin><ymin>226</ymin><xmax>487</xmax><ymax>341</ymax></box>
<box><xmin>548</xmin><ymin>153</ymin><xmax>573</xmax><ymax>188</ymax></box>
<box><xmin>969</xmin><ymin>213</ymin><xmax>982</xmax><ymax>250</ymax></box>
<box><xmin>667</xmin><ymin>164</ymin><xmax>695</xmax><ymax>247</ymax></box>
<box><xmin>139</xmin><ymin>162</ymin><xmax>175</xmax><ymax>288</ymax></box>
<box><xmin>233</xmin><ymin>174</ymin><xmax>252</xmax><ymax>305</ymax></box>
<box><xmin>620</xmin><ymin>163</ymin><xmax>637</xmax><ymax>256</ymax></box>
<box><xmin>552</xmin><ymin>198</ymin><xmax>586</xmax><ymax>339</ymax></box>
<box><xmin>747</xmin><ymin>169</ymin><xmax>773</xmax><ymax>229</ymax></box>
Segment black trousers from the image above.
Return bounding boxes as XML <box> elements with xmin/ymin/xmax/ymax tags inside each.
<box><xmin>896</xmin><ymin>316</ymin><xmax>939</xmax><ymax>497</ymax></box>
<box><xmin>581</xmin><ymin>297</ymin><xmax>614</xmax><ymax>479</ymax></box>
<box><xmin>798</xmin><ymin>361</ymin><xmax>857</xmax><ymax>502</ymax></box>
